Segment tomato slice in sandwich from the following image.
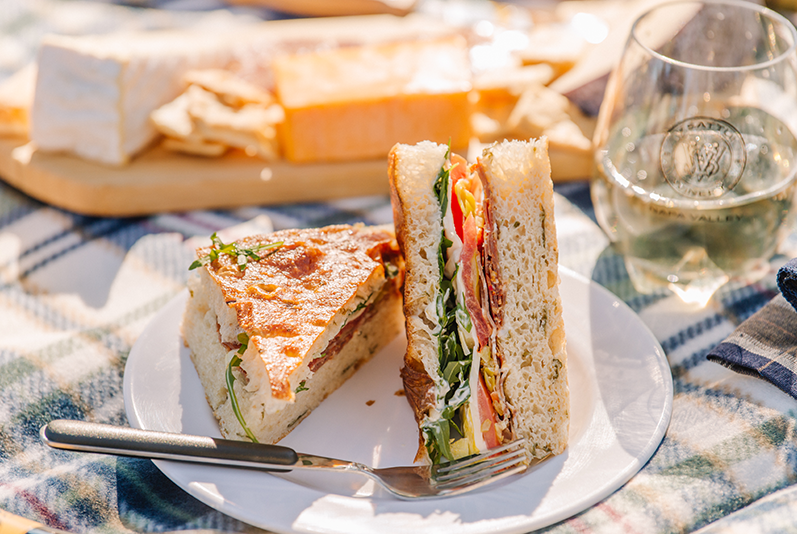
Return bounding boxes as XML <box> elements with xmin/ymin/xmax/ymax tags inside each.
<box><xmin>449</xmin><ymin>154</ymin><xmax>469</xmax><ymax>241</ymax></box>
<box><xmin>476</xmin><ymin>372</ymin><xmax>500</xmax><ymax>449</ymax></box>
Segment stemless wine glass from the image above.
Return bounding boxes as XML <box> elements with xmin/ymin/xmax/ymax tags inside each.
<box><xmin>592</xmin><ymin>0</ymin><xmax>797</xmax><ymax>305</ymax></box>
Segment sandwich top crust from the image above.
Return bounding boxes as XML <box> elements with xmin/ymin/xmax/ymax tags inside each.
<box><xmin>195</xmin><ymin>224</ymin><xmax>401</xmax><ymax>401</ymax></box>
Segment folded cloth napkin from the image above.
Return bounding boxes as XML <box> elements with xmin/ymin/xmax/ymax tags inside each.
<box><xmin>706</xmin><ymin>259</ymin><xmax>797</xmax><ymax>398</ymax></box>
<box><xmin>777</xmin><ymin>257</ymin><xmax>797</xmax><ymax>307</ymax></box>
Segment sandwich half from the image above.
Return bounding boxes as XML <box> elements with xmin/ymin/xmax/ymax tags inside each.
<box><xmin>388</xmin><ymin>138</ymin><xmax>569</xmax><ymax>464</ymax></box>
<box><xmin>182</xmin><ymin>224</ymin><xmax>404</xmax><ymax>443</ymax></box>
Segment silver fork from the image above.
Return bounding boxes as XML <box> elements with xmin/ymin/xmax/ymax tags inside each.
<box><xmin>41</xmin><ymin>419</ymin><xmax>528</xmax><ymax>500</ymax></box>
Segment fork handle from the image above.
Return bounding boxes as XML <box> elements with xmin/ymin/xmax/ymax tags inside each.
<box><xmin>41</xmin><ymin>419</ymin><xmax>298</xmax><ymax>472</ymax></box>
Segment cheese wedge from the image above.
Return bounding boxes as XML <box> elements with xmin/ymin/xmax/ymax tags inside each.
<box><xmin>273</xmin><ymin>37</ymin><xmax>472</xmax><ymax>163</ymax></box>
<box><xmin>30</xmin><ymin>31</ymin><xmax>233</xmax><ymax>166</ymax></box>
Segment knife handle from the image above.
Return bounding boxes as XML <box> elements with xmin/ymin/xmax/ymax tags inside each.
<box><xmin>41</xmin><ymin>419</ymin><xmax>298</xmax><ymax>472</ymax></box>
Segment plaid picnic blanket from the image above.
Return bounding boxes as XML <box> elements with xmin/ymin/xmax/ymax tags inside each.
<box><xmin>2</xmin><ymin>1</ymin><xmax>797</xmax><ymax>533</ymax></box>
<box><xmin>1</xmin><ymin>172</ymin><xmax>796</xmax><ymax>534</ymax></box>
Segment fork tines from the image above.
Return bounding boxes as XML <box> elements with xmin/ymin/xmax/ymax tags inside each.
<box><xmin>431</xmin><ymin>439</ymin><xmax>529</xmax><ymax>491</ymax></box>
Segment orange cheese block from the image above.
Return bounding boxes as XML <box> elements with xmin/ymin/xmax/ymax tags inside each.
<box><xmin>273</xmin><ymin>37</ymin><xmax>472</xmax><ymax>163</ymax></box>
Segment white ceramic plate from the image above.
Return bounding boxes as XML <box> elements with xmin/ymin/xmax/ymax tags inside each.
<box><xmin>124</xmin><ymin>267</ymin><xmax>673</xmax><ymax>534</ymax></box>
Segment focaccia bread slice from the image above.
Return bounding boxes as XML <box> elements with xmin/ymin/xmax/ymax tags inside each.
<box><xmin>182</xmin><ymin>224</ymin><xmax>405</xmax><ymax>443</ymax></box>
<box><xmin>479</xmin><ymin>139</ymin><xmax>569</xmax><ymax>459</ymax></box>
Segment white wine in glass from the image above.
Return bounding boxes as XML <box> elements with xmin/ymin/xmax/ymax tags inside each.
<box><xmin>592</xmin><ymin>0</ymin><xmax>797</xmax><ymax>305</ymax></box>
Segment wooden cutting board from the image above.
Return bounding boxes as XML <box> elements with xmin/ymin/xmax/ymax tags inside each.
<box><xmin>0</xmin><ymin>138</ymin><xmax>390</xmax><ymax>217</ymax></box>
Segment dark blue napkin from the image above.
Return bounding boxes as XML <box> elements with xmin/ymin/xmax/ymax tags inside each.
<box><xmin>706</xmin><ymin>259</ymin><xmax>797</xmax><ymax>398</ymax></box>
<box><xmin>777</xmin><ymin>258</ymin><xmax>797</xmax><ymax>307</ymax></box>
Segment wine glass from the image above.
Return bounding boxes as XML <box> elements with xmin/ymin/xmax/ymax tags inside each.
<box><xmin>592</xmin><ymin>0</ymin><xmax>797</xmax><ymax>306</ymax></box>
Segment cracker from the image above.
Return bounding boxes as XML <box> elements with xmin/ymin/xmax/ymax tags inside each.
<box><xmin>184</xmin><ymin>69</ymin><xmax>274</xmax><ymax>107</ymax></box>
<box><xmin>188</xmin><ymin>92</ymin><xmax>283</xmax><ymax>133</ymax></box>
<box><xmin>152</xmin><ymin>81</ymin><xmax>283</xmax><ymax>160</ymax></box>
<box><xmin>472</xmin><ymin>64</ymin><xmax>557</xmax><ymax>127</ymax></box>
<box><xmin>150</xmin><ymin>88</ymin><xmax>197</xmax><ymax>140</ymax></box>
<box><xmin>161</xmin><ymin>136</ymin><xmax>228</xmax><ymax>157</ymax></box>
<box><xmin>195</xmin><ymin>121</ymin><xmax>279</xmax><ymax>160</ymax></box>
<box><xmin>515</xmin><ymin>25</ymin><xmax>586</xmax><ymax>79</ymax></box>
<box><xmin>187</xmin><ymin>87</ymin><xmax>282</xmax><ymax>160</ymax></box>
<box><xmin>506</xmin><ymin>84</ymin><xmax>593</xmax><ymax>155</ymax></box>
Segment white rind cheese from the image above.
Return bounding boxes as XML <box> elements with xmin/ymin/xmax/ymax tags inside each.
<box><xmin>30</xmin><ymin>32</ymin><xmax>234</xmax><ymax>166</ymax></box>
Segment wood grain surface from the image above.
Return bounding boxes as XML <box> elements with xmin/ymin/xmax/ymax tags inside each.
<box><xmin>0</xmin><ymin>138</ymin><xmax>390</xmax><ymax>216</ymax></box>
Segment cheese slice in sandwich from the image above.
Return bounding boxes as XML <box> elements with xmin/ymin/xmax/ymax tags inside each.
<box><xmin>182</xmin><ymin>224</ymin><xmax>405</xmax><ymax>443</ymax></box>
<box><xmin>388</xmin><ymin>138</ymin><xmax>569</xmax><ymax>464</ymax></box>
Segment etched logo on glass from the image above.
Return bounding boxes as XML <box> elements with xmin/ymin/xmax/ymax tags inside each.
<box><xmin>660</xmin><ymin>117</ymin><xmax>746</xmax><ymax>199</ymax></box>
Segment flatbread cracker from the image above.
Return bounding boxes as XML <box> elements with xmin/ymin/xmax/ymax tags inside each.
<box><xmin>194</xmin><ymin>121</ymin><xmax>279</xmax><ymax>160</ymax></box>
<box><xmin>150</xmin><ymin>89</ymin><xmax>197</xmax><ymax>140</ymax></box>
<box><xmin>188</xmin><ymin>91</ymin><xmax>283</xmax><ymax>134</ymax></box>
<box><xmin>515</xmin><ymin>25</ymin><xmax>586</xmax><ymax>79</ymax></box>
<box><xmin>506</xmin><ymin>84</ymin><xmax>593</xmax><ymax>155</ymax></box>
<box><xmin>152</xmin><ymin>82</ymin><xmax>282</xmax><ymax>160</ymax></box>
<box><xmin>472</xmin><ymin>64</ymin><xmax>557</xmax><ymax>127</ymax></box>
<box><xmin>161</xmin><ymin>136</ymin><xmax>228</xmax><ymax>157</ymax></box>
<box><xmin>187</xmin><ymin>86</ymin><xmax>282</xmax><ymax>160</ymax></box>
<box><xmin>184</xmin><ymin>69</ymin><xmax>274</xmax><ymax>107</ymax></box>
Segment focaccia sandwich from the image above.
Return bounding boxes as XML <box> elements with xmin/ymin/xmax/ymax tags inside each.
<box><xmin>182</xmin><ymin>224</ymin><xmax>404</xmax><ymax>443</ymax></box>
<box><xmin>388</xmin><ymin>138</ymin><xmax>569</xmax><ymax>464</ymax></box>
